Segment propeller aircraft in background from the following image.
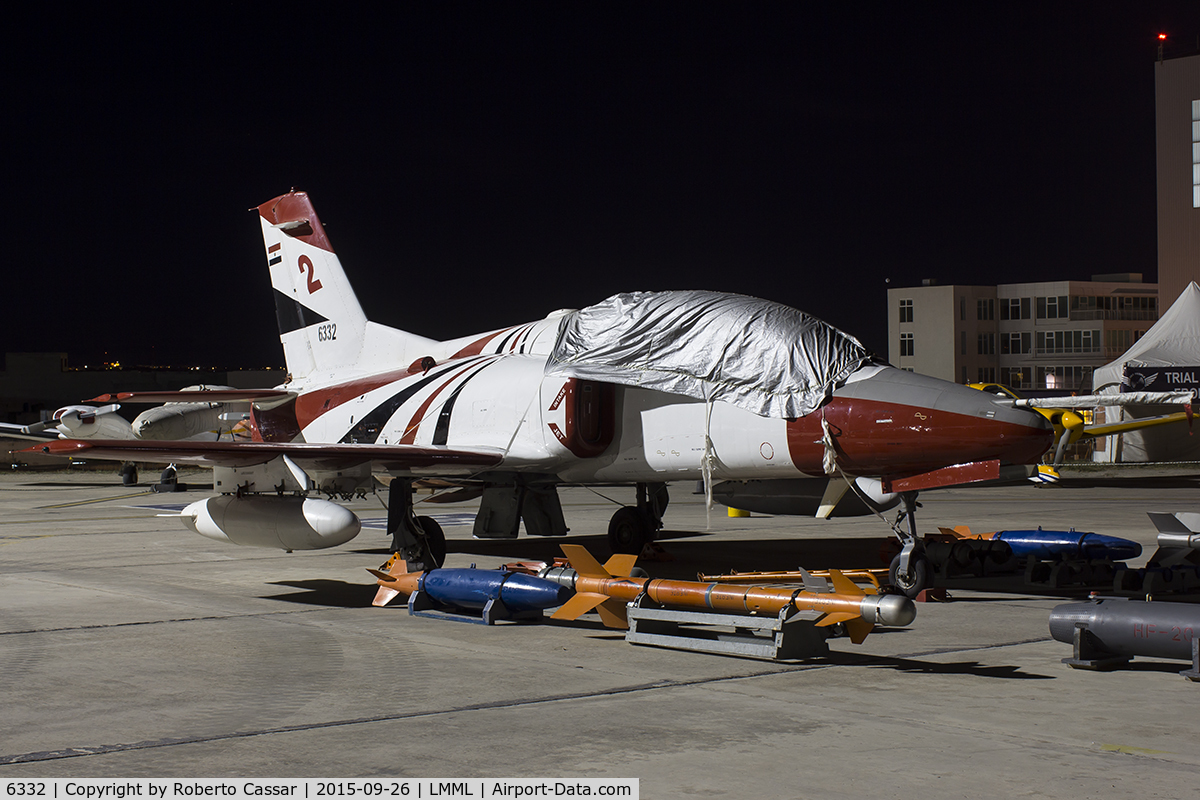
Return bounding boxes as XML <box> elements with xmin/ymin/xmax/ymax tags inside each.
<box><xmin>967</xmin><ymin>383</ymin><xmax>1193</xmax><ymax>483</ymax></box>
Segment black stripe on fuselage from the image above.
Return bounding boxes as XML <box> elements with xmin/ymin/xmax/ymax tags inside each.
<box><xmin>430</xmin><ymin>361</ymin><xmax>497</xmax><ymax>445</ymax></box>
<box><xmin>339</xmin><ymin>360</ymin><xmax>484</xmax><ymax>444</ymax></box>
<box><xmin>274</xmin><ymin>288</ymin><xmax>330</xmax><ymax>335</ymax></box>
<box><xmin>494</xmin><ymin>325</ymin><xmax>527</xmax><ymax>354</ymax></box>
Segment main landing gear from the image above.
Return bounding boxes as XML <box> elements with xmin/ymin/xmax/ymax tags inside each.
<box><xmin>608</xmin><ymin>482</ymin><xmax>669</xmax><ymax>555</ymax></box>
<box><xmin>887</xmin><ymin>491</ymin><xmax>933</xmax><ymax>599</ymax></box>
<box><xmin>387</xmin><ymin>478</ymin><xmax>446</xmax><ymax>571</ymax></box>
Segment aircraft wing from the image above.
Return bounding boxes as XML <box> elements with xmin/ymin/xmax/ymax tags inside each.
<box><xmin>25</xmin><ymin>439</ymin><xmax>504</xmax><ymax>473</ymax></box>
<box><xmin>1007</xmin><ymin>391</ymin><xmax>1195</xmax><ymax>409</ymax></box>
<box><xmin>0</xmin><ymin>422</ymin><xmax>59</xmax><ymax>443</ymax></box>
<box><xmin>89</xmin><ymin>390</ymin><xmax>295</xmax><ymax>407</ymax></box>
<box><xmin>1082</xmin><ymin>411</ymin><xmax>1190</xmax><ymax>439</ymax></box>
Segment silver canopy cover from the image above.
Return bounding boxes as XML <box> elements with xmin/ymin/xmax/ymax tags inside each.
<box><xmin>546</xmin><ymin>290</ymin><xmax>872</xmax><ymax>419</ymax></box>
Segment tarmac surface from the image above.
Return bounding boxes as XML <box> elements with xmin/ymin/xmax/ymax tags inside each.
<box><xmin>2</xmin><ymin>469</ymin><xmax>1199</xmax><ymax>797</ymax></box>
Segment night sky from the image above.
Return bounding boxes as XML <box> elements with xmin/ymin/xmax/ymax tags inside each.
<box><xmin>7</xmin><ymin>3</ymin><xmax>1200</xmax><ymax>370</ymax></box>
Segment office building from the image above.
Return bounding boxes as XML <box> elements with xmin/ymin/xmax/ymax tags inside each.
<box><xmin>1155</xmin><ymin>51</ymin><xmax>1200</xmax><ymax>310</ymax></box>
<box><xmin>887</xmin><ymin>275</ymin><xmax>1158</xmax><ymax>392</ymax></box>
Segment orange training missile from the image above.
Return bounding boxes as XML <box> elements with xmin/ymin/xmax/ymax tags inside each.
<box><xmin>368</xmin><ymin>552</ymin><xmax>423</xmax><ymax>606</ymax></box>
<box><xmin>548</xmin><ymin>545</ymin><xmax>916</xmax><ymax>644</ymax></box>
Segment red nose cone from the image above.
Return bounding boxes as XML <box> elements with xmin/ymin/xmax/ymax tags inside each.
<box><xmin>785</xmin><ymin>370</ymin><xmax>1054</xmax><ymax>476</ymax></box>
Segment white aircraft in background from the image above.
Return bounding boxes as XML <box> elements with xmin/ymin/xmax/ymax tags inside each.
<box><xmin>2</xmin><ymin>404</ymin><xmax>133</xmax><ymax>442</ymax></box>
<box><xmin>30</xmin><ymin>190</ymin><xmax>1087</xmax><ymax>596</ymax></box>
<box><xmin>4</xmin><ymin>389</ymin><xmax>253</xmax><ymax>485</ymax></box>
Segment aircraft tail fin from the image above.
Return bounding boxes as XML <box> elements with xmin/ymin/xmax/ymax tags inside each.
<box><xmin>255</xmin><ymin>191</ymin><xmax>437</xmax><ymax>382</ymax></box>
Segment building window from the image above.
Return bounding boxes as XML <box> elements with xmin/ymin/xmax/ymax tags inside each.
<box><xmin>976</xmin><ymin>298</ymin><xmax>994</xmax><ymax>321</ymax></box>
<box><xmin>1037</xmin><ymin>365</ymin><xmax>1093</xmax><ymax>393</ymax></box>
<box><xmin>1193</xmin><ymin>99</ymin><xmax>1199</xmax><ymax>208</ymax></box>
<box><xmin>977</xmin><ymin>367</ymin><xmax>996</xmax><ymax>383</ymax></box>
<box><xmin>900</xmin><ymin>332</ymin><xmax>914</xmax><ymax>357</ymax></box>
<box><xmin>1000</xmin><ymin>297</ymin><xmax>1031</xmax><ymax>320</ymax></box>
<box><xmin>961</xmin><ymin>366</ymin><xmax>968</xmax><ymax>384</ymax></box>
<box><xmin>1107</xmin><ymin>329</ymin><xmax>1132</xmax><ymax>357</ymax></box>
<box><xmin>977</xmin><ymin>332</ymin><xmax>995</xmax><ymax>355</ymax></box>
<box><xmin>899</xmin><ymin>298</ymin><xmax>913</xmax><ymax>323</ymax></box>
<box><xmin>1036</xmin><ymin>295</ymin><xmax>1068</xmax><ymax>320</ymax></box>
<box><xmin>1000</xmin><ymin>331</ymin><xmax>1031</xmax><ymax>355</ymax></box>
<box><xmin>1072</xmin><ymin>295</ymin><xmax>1157</xmax><ymax>321</ymax></box>
<box><xmin>1036</xmin><ymin>330</ymin><xmax>1101</xmax><ymax>355</ymax></box>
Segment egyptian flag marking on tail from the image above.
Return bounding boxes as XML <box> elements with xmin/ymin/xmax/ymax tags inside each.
<box><xmin>267</xmin><ymin>242</ymin><xmax>282</xmax><ymax>266</ymax></box>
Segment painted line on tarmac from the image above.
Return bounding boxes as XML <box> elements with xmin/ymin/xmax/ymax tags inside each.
<box><xmin>0</xmin><ymin>606</ymin><xmax>330</xmax><ymax>638</ymax></box>
<box><xmin>35</xmin><ymin>491</ymin><xmax>154</xmax><ymax>509</ymax></box>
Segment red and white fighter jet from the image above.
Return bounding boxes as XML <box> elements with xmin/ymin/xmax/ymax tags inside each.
<box><xmin>32</xmin><ymin>191</ymin><xmax>1056</xmax><ymax>593</ymax></box>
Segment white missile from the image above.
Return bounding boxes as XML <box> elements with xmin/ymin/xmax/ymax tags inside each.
<box><xmin>180</xmin><ymin>495</ymin><xmax>361</xmax><ymax>550</ymax></box>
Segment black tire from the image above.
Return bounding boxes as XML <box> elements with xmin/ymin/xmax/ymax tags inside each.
<box><xmin>416</xmin><ymin>516</ymin><xmax>446</xmax><ymax>567</ymax></box>
<box><xmin>889</xmin><ymin>553</ymin><xmax>932</xmax><ymax>599</ymax></box>
<box><xmin>608</xmin><ymin>507</ymin><xmax>650</xmax><ymax>555</ymax></box>
<box><xmin>120</xmin><ymin>463</ymin><xmax>138</xmax><ymax>487</ymax></box>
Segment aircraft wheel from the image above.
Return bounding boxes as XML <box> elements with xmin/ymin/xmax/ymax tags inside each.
<box><xmin>608</xmin><ymin>507</ymin><xmax>651</xmax><ymax>555</ymax></box>
<box><xmin>120</xmin><ymin>463</ymin><xmax>138</xmax><ymax>487</ymax></box>
<box><xmin>889</xmin><ymin>553</ymin><xmax>932</xmax><ymax>599</ymax></box>
<box><xmin>416</xmin><ymin>516</ymin><xmax>446</xmax><ymax>567</ymax></box>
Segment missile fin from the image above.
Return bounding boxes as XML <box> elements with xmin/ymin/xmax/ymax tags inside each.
<box><xmin>814</xmin><ymin>611</ymin><xmax>858</xmax><ymax>628</ymax></box>
<box><xmin>827</xmin><ymin>569</ymin><xmax>865</xmax><ymax>597</ymax></box>
<box><xmin>378</xmin><ymin>552</ymin><xmax>408</xmax><ymax>576</ymax></box>
<box><xmin>372</xmin><ymin>586</ymin><xmax>401</xmax><ymax>607</ymax></box>
<box><xmin>844</xmin><ymin>617</ymin><xmax>874</xmax><ymax>644</ymax></box>
<box><xmin>561</xmin><ymin>544</ymin><xmax>612</xmax><ymax>579</ymax></box>
<box><xmin>603</xmin><ymin>553</ymin><xmax>638</xmax><ymax>578</ymax></box>
<box><xmin>551</xmin><ymin>591</ymin><xmax>609</xmax><ymax>621</ymax></box>
<box><xmin>368</xmin><ymin>554</ymin><xmax>421</xmax><ymax>606</ymax></box>
<box><xmin>596</xmin><ymin>598</ymin><xmax>629</xmax><ymax>629</ymax></box>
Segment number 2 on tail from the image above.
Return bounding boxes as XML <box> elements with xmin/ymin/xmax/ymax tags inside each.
<box><xmin>298</xmin><ymin>255</ymin><xmax>323</xmax><ymax>294</ymax></box>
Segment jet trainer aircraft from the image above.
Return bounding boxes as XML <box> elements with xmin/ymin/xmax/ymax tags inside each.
<box><xmin>32</xmin><ymin>191</ymin><xmax>1062</xmax><ymax>595</ymax></box>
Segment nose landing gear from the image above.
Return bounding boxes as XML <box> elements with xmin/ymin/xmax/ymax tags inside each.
<box><xmin>887</xmin><ymin>491</ymin><xmax>933</xmax><ymax>599</ymax></box>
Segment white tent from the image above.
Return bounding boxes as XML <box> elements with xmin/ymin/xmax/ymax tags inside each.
<box><xmin>1092</xmin><ymin>281</ymin><xmax>1200</xmax><ymax>462</ymax></box>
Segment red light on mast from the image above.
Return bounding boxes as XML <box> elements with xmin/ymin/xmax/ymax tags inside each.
<box><xmin>1158</xmin><ymin>33</ymin><xmax>1168</xmax><ymax>40</ymax></box>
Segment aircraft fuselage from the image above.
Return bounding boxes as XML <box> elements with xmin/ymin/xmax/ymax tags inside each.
<box><xmin>270</xmin><ymin>320</ymin><xmax>1053</xmax><ymax>488</ymax></box>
